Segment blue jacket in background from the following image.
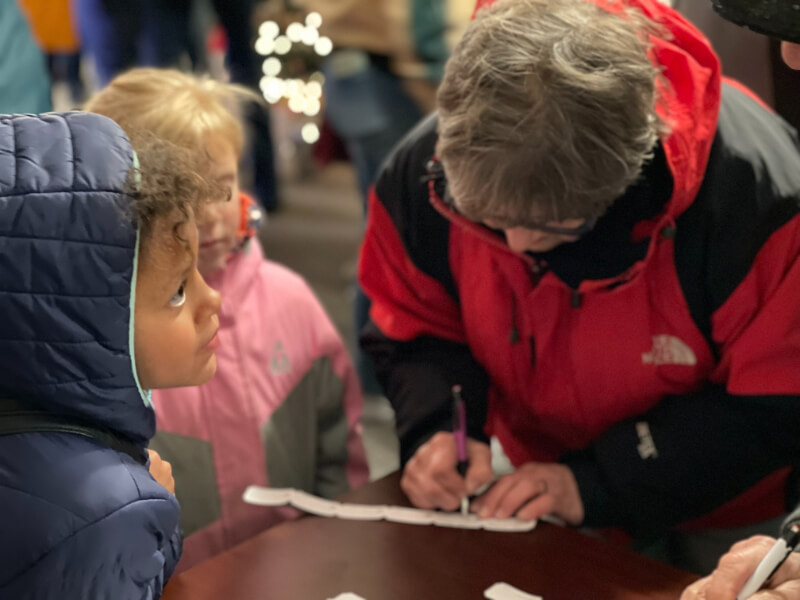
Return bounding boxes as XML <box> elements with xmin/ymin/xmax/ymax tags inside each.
<box><xmin>0</xmin><ymin>112</ymin><xmax>181</xmax><ymax>600</ymax></box>
<box><xmin>0</xmin><ymin>1</ymin><xmax>51</xmax><ymax>114</ymax></box>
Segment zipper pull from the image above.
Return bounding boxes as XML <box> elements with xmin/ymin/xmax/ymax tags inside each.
<box><xmin>510</xmin><ymin>293</ymin><xmax>520</xmax><ymax>344</ymax></box>
<box><xmin>571</xmin><ymin>290</ymin><xmax>582</xmax><ymax>308</ymax></box>
<box><xmin>421</xmin><ymin>159</ymin><xmax>444</xmax><ymax>183</ymax></box>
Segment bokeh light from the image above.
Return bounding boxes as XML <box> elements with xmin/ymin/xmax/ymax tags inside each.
<box><xmin>274</xmin><ymin>36</ymin><xmax>292</xmax><ymax>55</ymax></box>
<box><xmin>255</xmin><ymin>37</ymin><xmax>275</xmax><ymax>56</ymax></box>
<box><xmin>301</xmin><ymin>123</ymin><xmax>321</xmax><ymax>144</ymax></box>
<box><xmin>303</xmin><ymin>98</ymin><xmax>321</xmax><ymax>117</ymax></box>
<box><xmin>262</xmin><ymin>57</ymin><xmax>282</xmax><ymax>77</ymax></box>
<box><xmin>305</xmin><ymin>81</ymin><xmax>323</xmax><ymax>99</ymax></box>
<box><xmin>258</xmin><ymin>21</ymin><xmax>280</xmax><ymax>40</ymax></box>
<box><xmin>286</xmin><ymin>22</ymin><xmax>304</xmax><ymax>43</ymax></box>
<box><xmin>314</xmin><ymin>37</ymin><xmax>333</xmax><ymax>57</ymax></box>
<box><xmin>301</xmin><ymin>27</ymin><xmax>319</xmax><ymax>46</ymax></box>
<box><xmin>306</xmin><ymin>12</ymin><xmax>323</xmax><ymax>29</ymax></box>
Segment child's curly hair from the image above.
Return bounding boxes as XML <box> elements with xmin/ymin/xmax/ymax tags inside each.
<box><xmin>124</xmin><ymin>131</ymin><xmax>229</xmax><ymax>245</ymax></box>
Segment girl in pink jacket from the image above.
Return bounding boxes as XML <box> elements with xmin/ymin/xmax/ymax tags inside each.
<box><xmin>86</xmin><ymin>68</ymin><xmax>370</xmax><ymax>570</ymax></box>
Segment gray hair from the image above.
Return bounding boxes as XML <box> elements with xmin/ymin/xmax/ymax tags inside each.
<box><xmin>437</xmin><ymin>0</ymin><xmax>666</xmax><ymax>225</ymax></box>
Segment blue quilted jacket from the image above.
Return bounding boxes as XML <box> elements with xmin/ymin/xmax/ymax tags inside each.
<box><xmin>0</xmin><ymin>113</ymin><xmax>181</xmax><ymax>600</ymax></box>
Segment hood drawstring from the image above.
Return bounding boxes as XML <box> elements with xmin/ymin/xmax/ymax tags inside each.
<box><xmin>510</xmin><ymin>293</ymin><xmax>520</xmax><ymax>345</ymax></box>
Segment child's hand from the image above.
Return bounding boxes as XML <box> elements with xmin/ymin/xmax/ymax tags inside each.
<box><xmin>470</xmin><ymin>462</ymin><xmax>583</xmax><ymax>524</ymax></box>
<box><xmin>401</xmin><ymin>432</ymin><xmax>493</xmax><ymax>511</ymax></box>
<box><xmin>147</xmin><ymin>449</ymin><xmax>175</xmax><ymax>495</ymax></box>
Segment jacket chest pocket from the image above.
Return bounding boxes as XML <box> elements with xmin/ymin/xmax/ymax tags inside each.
<box><xmin>521</xmin><ymin>279</ymin><xmax>712</xmax><ymax>430</ymax></box>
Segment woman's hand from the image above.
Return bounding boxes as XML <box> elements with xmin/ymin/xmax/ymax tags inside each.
<box><xmin>401</xmin><ymin>432</ymin><xmax>493</xmax><ymax>511</ymax></box>
<box><xmin>470</xmin><ymin>462</ymin><xmax>584</xmax><ymax>524</ymax></box>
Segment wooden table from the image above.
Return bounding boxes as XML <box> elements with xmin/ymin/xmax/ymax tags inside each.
<box><xmin>162</xmin><ymin>473</ymin><xmax>698</xmax><ymax>600</ymax></box>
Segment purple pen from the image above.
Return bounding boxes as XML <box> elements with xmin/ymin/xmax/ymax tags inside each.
<box><xmin>452</xmin><ymin>385</ymin><xmax>469</xmax><ymax>477</ymax></box>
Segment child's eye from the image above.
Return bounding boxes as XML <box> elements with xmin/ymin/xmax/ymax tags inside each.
<box><xmin>169</xmin><ymin>282</ymin><xmax>187</xmax><ymax>307</ymax></box>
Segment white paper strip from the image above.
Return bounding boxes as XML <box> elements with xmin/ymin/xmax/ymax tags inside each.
<box><xmin>484</xmin><ymin>582</ymin><xmax>543</xmax><ymax>600</ymax></box>
<box><xmin>243</xmin><ymin>486</ymin><xmax>537</xmax><ymax>532</ymax></box>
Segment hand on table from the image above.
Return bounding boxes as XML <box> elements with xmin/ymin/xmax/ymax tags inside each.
<box><xmin>401</xmin><ymin>432</ymin><xmax>493</xmax><ymax>511</ymax></box>
<box><xmin>470</xmin><ymin>462</ymin><xmax>584</xmax><ymax>525</ymax></box>
<box><xmin>681</xmin><ymin>536</ymin><xmax>800</xmax><ymax>600</ymax></box>
<box><xmin>147</xmin><ymin>449</ymin><xmax>175</xmax><ymax>495</ymax></box>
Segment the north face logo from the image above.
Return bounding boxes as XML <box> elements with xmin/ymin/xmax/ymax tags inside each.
<box><xmin>642</xmin><ymin>335</ymin><xmax>697</xmax><ymax>366</ymax></box>
<box><xmin>269</xmin><ymin>341</ymin><xmax>292</xmax><ymax>375</ymax></box>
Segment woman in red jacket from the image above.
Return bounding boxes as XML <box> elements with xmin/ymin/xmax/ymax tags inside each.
<box><xmin>359</xmin><ymin>0</ymin><xmax>800</xmax><ymax>573</ymax></box>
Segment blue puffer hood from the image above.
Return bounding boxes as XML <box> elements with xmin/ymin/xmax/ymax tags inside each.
<box><xmin>0</xmin><ymin>112</ymin><xmax>155</xmax><ymax>442</ymax></box>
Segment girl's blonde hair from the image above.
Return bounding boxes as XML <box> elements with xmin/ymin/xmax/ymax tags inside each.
<box><xmin>85</xmin><ymin>68</ymin><xmax>257</xmax><ymax>156</ymax></box>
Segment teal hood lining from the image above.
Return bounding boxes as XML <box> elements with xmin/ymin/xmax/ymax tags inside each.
<box><xmin>127</xmin><ymin>150</ymin><xmax>151</xmax><ymax>406</ymax></box>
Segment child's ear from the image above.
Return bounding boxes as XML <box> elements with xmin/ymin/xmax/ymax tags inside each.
<box><xmin>238</xmin><ymin>193</ymin><xmax>262</xmax><ymax>242</ymax></box>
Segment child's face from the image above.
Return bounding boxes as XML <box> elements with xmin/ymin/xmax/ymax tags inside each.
<box><xmin>134</xmin><ymin>212</ymin><xmax>222</xmax><ymax>389</ymax></box>
<box><xmin>197</xmin><ymin>136</ymin><xmax>242</xmax><ymax>278</ymax></box>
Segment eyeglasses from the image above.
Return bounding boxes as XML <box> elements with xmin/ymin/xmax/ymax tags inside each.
<box><xmin>442</xmin><ymin>181</ymin><xmax>597</xmax><ymax>237</ymax></box>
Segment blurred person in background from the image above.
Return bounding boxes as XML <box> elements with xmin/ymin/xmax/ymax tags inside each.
<box><xmin>207</xmin><ymin>0</ymin><xmax>279</xmax><ymax>212</ymax></box>
<box><xmin>1</xmin><ymin>1</ymin><xmax>51</xmax><ymax>113</ymax></box>
<box><xmin>672</xmin><ymin>0</ymin><xmax>800</xmax><ymax>131</ymax></box>
<box><xmin>75</xmin><ymin>0</ymin><xmax>192</xmax><ymax>86</ymax></box>
<box><xmin>671</xmin><ymin>0</ymin><xmax>774</xmax><ymax>104</ymax></box>
<box><xmin>18</xmin><ymin>0</ymin><xmax>85</xmax><ymax>105</ymax></box>
<box><xmin>76</xmin><ymin>0</ymin><xmax>279</xmax><ymax>212</ymax></box>
<box><xmin>299</xmin><ymin>0</ymin><xmax>474</xmax><ymax>395</ymax></box>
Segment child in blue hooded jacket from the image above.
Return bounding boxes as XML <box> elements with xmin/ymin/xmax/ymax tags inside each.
<box><xmin>0</xmin><ymin>111</ymin><xmax>223</xmax><ymax>599</ymax></box>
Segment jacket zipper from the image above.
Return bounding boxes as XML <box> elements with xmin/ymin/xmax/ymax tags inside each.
<box><xmin>510</xmin><ymin>294</ymin><xmax>520</xmax><ymax>345</ymax></box>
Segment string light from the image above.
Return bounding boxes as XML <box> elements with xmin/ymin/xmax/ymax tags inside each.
<box><xmin>274</xmin><ymin>36</ymin><xmax>292</xmax><ymax>55</ymax></box>
<box><xmin>258</xmin><ymin>21</ymin><xmax>279</xmax><ymax>40</ymax></box>
<box><xmin>262</xmin><ymin>57</ymin><xmax>282</xmax><ymax>77</ymax></box>
<box><xmin>288</xmin><ymin>95</ymin><xmax>306</xmax><ymax>114</ymax></box>
<box><xmin>303</xmin><ymin>97</ymin><xmax>321</xmax><ymax>117</ymax></box>
<box><xmin>285</xmin><ymin>79</ymin><xmax>303</xmax><ymax>98</ymax></box>
<box><xmin>286</xmin><ymin>22</ymin><xmax>304</xmax><ymax>43</ymax></box>
<box><xmin>301</xmin><ymin>123</ymin><xmax>321</xmax><ymax>144</ymax></box>
<box><xmin>255</xmin><ymin>15</ymin><xmax>331</xmax><ymax>144</ymax></box>
<box><xmin>305</xmin><ymin>81</ymin><xmax>323</xmax><ymax>99</ymax></box>
<box><xmin>255</xmin><ymin>37</ymin><xmax>275</xmax><ymax>56</ymax></box>
<box><xmin>306</xmin><ymin>12</ymin><xmax>323</xmax><ymax>29</ymax></box>
<box><xmin>314</xmin><ymin>37</ymin><xmax>333</xmax><ymax>57</ymax></box>
<box><xmin>301</xmin><ymin>26</ymin><xmax>319</xmax><ymax>46</ymax></box>
<box><xmin>261</xmin><ymin>77</ymin><xmax>286</xmax><ymax>104</ymax></box>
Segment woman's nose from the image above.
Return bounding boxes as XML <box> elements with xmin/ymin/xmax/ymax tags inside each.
<box><xmin>504</xmin><ymin>228</ymin><xmax>543</xmax><ymax>253</ymax></box>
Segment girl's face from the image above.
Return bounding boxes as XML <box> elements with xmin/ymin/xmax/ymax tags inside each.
<box><xmin>196</xmin><ymin>136</ymin><xmax>242</xmax><ymax>278</ymax></box>
<box><xmin>134</xmin><ymin>212</ymin><xmax>222</xmax><ymax>390</ymax></box>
